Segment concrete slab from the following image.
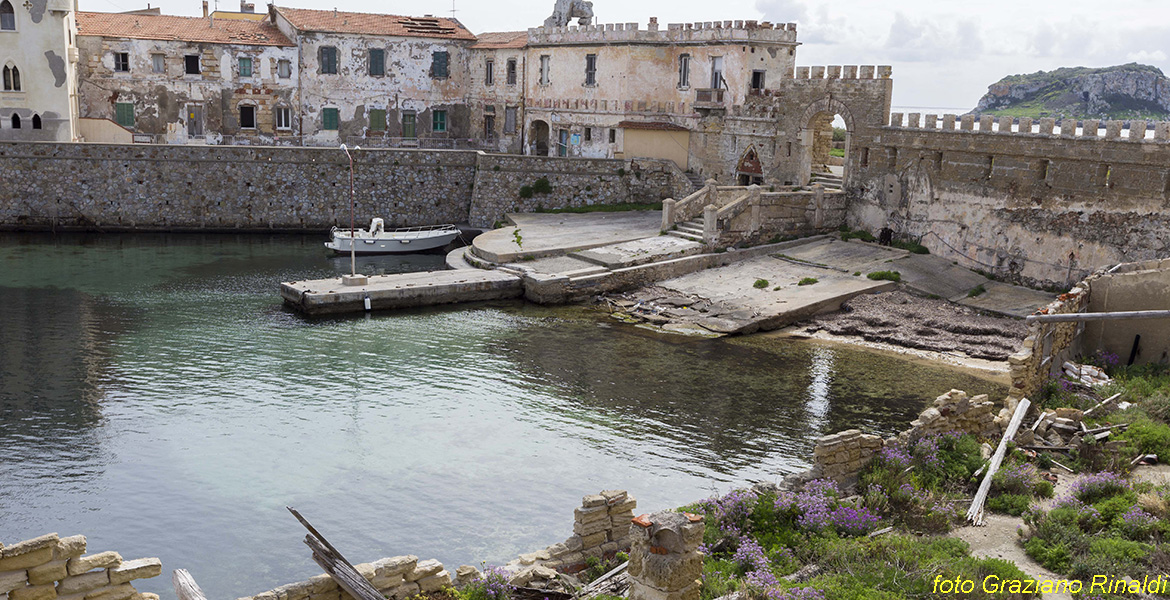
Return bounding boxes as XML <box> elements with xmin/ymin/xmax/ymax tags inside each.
<box><xmin>575</xmin><ymin>236</ymin><xmax>705</xmax><ymax>269</ymax></box>
<box><xmin>471</xmin><ymin>211</ymin><xmax>662</xmax><ymax>263</ymax></box>
<box><xmin>957</xmin><ymin>280</ymin><xmax>1056</xmax><ymax>318</ymax></box>
<box><xmin>282</xmin><ymin>269</ymin><xmax>523</xmax><ymax>315</ymax></box>
<box><xmin>507</xmin><ymin>255</ymin><xmax>601</xmax><ymax>275</ymax></box>
<box><xmin>778</xmin><ymin>238</ymin><xmax>906</xmax><ymax>273</ymax></box>
<box><xmin>890</xmin><ymin>253</ymin><xmax>991</xmax><ymax>299</ymax></box>
<box><xmin>445</xmin><ymin>246</ymin><xmax>476</xmax><ymax>270</ymax></box>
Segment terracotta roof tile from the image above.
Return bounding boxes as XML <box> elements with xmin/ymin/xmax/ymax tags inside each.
<box><xmin>275</xmin><ymin>7</ymin><xmax>475</xmax><ymax>40</ymax></box>
<box><xmin>77</xmin><ymin>11</ymin><xmax>294</xmax><ymax>46</ymax></box>
<box><xmin>471</xmin><ymin>31</ymin><xmax>528</xmax><ymax>49</ymax></box>
<box><xmin>618</xmin><ymin>120</ymin><xmax>690</xmax><ymax>132</ymax></box>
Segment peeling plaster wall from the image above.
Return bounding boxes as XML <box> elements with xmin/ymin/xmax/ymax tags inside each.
<box><xmin>0</xmin><ymin>2</ymin><xmax>77</xmax><ymax>141</ymax></box>
<box><xmin>75</xmin><ymin>34</ymin><xmax>299</xmax><ymax>144</ymax></box>
<box><xmin>466</xmin><ymin>47</ymin><xmax>525</xmax><ymax>153</ymax></box>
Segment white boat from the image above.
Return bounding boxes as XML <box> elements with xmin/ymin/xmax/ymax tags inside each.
<box><xmin>325</xmin><ymin>218</ymin><xmax>461</xmax><ymax>254</ymax></box>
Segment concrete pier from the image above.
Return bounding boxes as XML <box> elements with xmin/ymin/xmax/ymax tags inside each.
<box><xmin>281</xmin><ymin>270</ymin><xmax>523</xmax><ymax>315</ymax></box>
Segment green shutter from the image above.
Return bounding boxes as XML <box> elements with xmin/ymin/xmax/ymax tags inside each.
<box><xmin>239</xmin><ymin>57</ymin><xmax>252</xmax><ymax>77</ymax></box>
<box><xmin>369</xmin><ymin>49</ymin><xmax>384</xmax><ymax>76</ymax></box>
<box><xmin>432</xmin><ymin>51</ymin><xmax>448</xmax><ymax>78</ymax></box>
<box><xmin>115</xmin><ymin>103</ymin><xmax>135</xmax><ymax>129</ymax></box>
<box><xmin>369</xmin><ymin>109</ymin><xmax>386</xmax><ymax>131</ymax></box>
<box><xmin>323</xmin><ymin>108</ymin><xmax>339</xmax><ymax>131</ymax></box>
<box><xmin>432</xmin><ymin>110</ymin><xmax>446</xmax><ymax>133</ymax></box>
<box><xmin>403</xmin><ymin>113</ymin><xmax>416</xmax><ymax>138</ymax></box>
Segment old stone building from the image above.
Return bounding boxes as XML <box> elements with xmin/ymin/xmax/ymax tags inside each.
<box><xmin>270</xmin><ymin>6</ymin><xmax>477</xmax><ymax>146</ymax></box>
<box><xmin>75</xmin><ymin>10</ymin><xmax>298</xmax><ymax>144</ymax></box>
<box><xmin>466</xmin><ymin>31</ymin><xmax>526</xmax><ymax>154</ymax></box>
<box><xmin>0</xmin><ymin>0</ymin><xmax>79</xmax><ymax>141</ymax></box>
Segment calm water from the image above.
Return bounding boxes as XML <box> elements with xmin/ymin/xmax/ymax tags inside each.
<box><xmin>0</xmin><ymin>233</ymin><xmax>1005</xmax><ymax>599</ymax></box>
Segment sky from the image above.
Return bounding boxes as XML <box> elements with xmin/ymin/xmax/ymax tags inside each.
<box><xmin>96</xmin><ymin>0</ymin><xmax>1170</xmax><ymax>109</ymax></box>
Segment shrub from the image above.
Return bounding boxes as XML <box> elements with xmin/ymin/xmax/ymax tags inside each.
<box><xmin>518</xmin><ymin>185</ymin><xmax>534</xmax><ymax>199</ymax></box>
<box><xmin>1118</xmin><ymin>505</ymin><xmax>1158</xmax><ymax>540</ymax></box>
<box><xmin>987</xmin><ymin>493</ymin><xmax>1032</xmax><ymax>516</ymax></box>
<box><xmin>1088</xmin><ymin>537</ymin><xmax>1153</xmax><ymax>563</ymax></box>
<box><xmin>754</xmin><ymin>279</ymin><xmax>770</xmax><ymax>289</ymax></box>
<box><xmin>866</xmin><ymin>271</ymin><xmax>901</xmax><ymax>282</ymax></box>
<box><xmin>1117</xmin><ymin>413</ymin><xmax>1170</xmax><ymax>458</ymax></box>
<box><xmin>1068</xmin><ymin>472</ymin><xmax>1129</xmax><ymax>504</ymax></box>
<box><xmin>840</xmin><ymin>229</ymin><xmax>877</xmax><ymax>243</ymax></box>
<box><xmin>798</xmin><ymin>278</ymin><xmax>818</xmax><ymax>286</ymax></box>
<box><xmin>532</xmin><ymin>177</ymin><xmax>553</xmax><ymax>194</ymax></box>
<box><xmin>1025</xmin><ymin>538</ymin><xmax>1073</xmax><ymax>573</ymax></box>
<box><xmin>460</xmin><ymin>567</ymin><xmax>513</xmax><ymax>600</ymax></box>
<box><xmin>967</xmin><ymin>284</ymin><xmax>987</xmax><ymax>298</ymax></box>
<box><xmin>891</xmin><ymin>239</ymin><xmax>930</xmax><ymax>254</ymax></box>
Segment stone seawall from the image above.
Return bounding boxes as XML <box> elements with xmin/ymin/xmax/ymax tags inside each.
<box><xmin>0</xmin><ymin>143</ymin><xmax>691</xmax><ymax>232</ymax></box>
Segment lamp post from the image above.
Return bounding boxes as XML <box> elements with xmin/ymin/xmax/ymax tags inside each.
<box><xmin>340</xmin><ymin>144</ymin><xmax>366</xmax><ymax>286</ymax></box>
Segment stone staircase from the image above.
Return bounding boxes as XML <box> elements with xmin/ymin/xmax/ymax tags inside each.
<box><xmin>684</xmin><ymin>171</ymin><xmax>706</xmax><ymax>192</ymax></box>
<box><xmin>666</xmin><ymin>219</ymin><xmax>705</xmax><ymax>243</ymax></box>
<box><xmin>810</xmin><ymin>172</ymin><xmax>843</xmax><ymax>191</ymax></box>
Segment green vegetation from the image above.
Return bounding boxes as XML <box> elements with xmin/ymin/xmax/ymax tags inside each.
<box><xmin>832</xmin><ymin>127</ymin><xmax>847</xmax><ymax>142</ymax></box>
<box><xmin>754</xmin><ymin>279</ymin><xmax>770</xmax><ymax>289</ymax></box>
<box><xmin>867</xmin><ymin>271</ymin><xmax>901</xmax><ymax>282</ymax></box>
<box><xmin>512</xmin><ymin>229</ymin><xmax>523</xmax><ymax>249</ymax></box>
<box><xmin>798</xmin><ymin>278</ymin><xmax>819</xmax><ymax>286</ymax></box>
<box><xmin>829</xmin><ymin>148</ymin><xmax>845</xmax><ymax>158</ymax></box>
<box><xmin>533</xmin><ymin>202</ymin><xmax>663</xmax><ymax>214</ymax></box>
<box><xmin>518</xmin><ymin>185</ymin><xmax>534</xmax><ymax>199</ymax></box>
<box><xmin>968</xmin><ymin>284</ymin><xmax>987</xmax><ymax>298</ymax></box>
<box><xmin>532</xmin><ymin>177</ymin><xmax>553</xmax><ymax>194</ymax></box>
<box><xmin>978</xmin><ymin>63</ymin><xmax>1170</xmax><ymax>121</ymax></box>
<box><xmin>838</xmin><ymin>226</ymin><xmax>877</xmax><ymax>243</ymax></box>
<box><xmin>892</xmin><ymin>239</ymin><xmax>930</xmax><ymax>255</ymax></box>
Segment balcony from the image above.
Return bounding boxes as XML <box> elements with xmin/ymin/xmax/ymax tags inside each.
<box><xmin>694</xmin><ymin>88</ymin><xmax>727</xmax><ymax>111</ymax></box>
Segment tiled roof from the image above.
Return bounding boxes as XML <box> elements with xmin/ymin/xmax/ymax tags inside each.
<box><xmin>471</xmin><ymin>31</ymin><xmax>528</xmax><ymax>49</ymax></box>
<box><xmin>77</xmin><ymin>12</ymin><xmax>294</xmax><ymax>46</ymax></box>
<box><xmin>275</xmin><ymin>7</ymin><xmax>476</xmax><ymax>40</ymax></box>
<box><xmin>618</xmin><ymin>120</ymin><xmax>690</xmax><ymax>132</ymax></box>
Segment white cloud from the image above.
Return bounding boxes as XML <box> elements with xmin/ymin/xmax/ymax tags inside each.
<box><xmin>883</xmin><ymin>12</ymin><xmax>984</xmax><ymax>62</ymax></box>
<box><xmin>1127</xmin><ymin>50</ymin><xmax>1168</xmax><ymax>64</ymax></box>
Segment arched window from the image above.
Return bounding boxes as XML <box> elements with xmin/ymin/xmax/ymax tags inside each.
<box><xmin>11</xmin><ymin>113</ymin><xmax>20</xmax><ymax>129</ymax></box>
<box><xmin>32</xmin><ymin>114</ymin><xmax>41</xmax><ymax>129</ymax></box>
<box><xmin>3</xmin><ymin>64</ymin><xmax>19</xmax><ymax>91</ymax></box>
<box><xmin>0</xmin><ymin>0</ymin><xmax>15</xmax><ymax>31</ymax></box>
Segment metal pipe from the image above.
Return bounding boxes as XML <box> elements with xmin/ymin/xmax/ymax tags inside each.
<box><xmin>1026</xmin><ymin>310</ymin><xmax>1170</xmax><ymax>324</ymax></box>
<box><xmin>340</xmin><ymin>144</ymin><xmax>360</xmax><ymax>278</ymax></box>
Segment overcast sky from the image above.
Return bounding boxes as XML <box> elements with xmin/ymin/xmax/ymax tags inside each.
<box><xmin>101</xmin><ymin>0</ymin><xmax>1170</xmax><ymax>109</ymax></box>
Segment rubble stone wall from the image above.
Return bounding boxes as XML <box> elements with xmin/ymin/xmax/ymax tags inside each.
<box><xmin>233</xmin><ymin>556</ymin><xmax>451</xmax><ymax>600</ymax></box>
<box><xmin>0</xmin><ymin>534</ymin><xmax>161</xmax><ymax>600</ymax></box>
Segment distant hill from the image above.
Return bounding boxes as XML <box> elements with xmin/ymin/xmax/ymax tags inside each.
<box><xmin>972</xmin><ymin>63</ymin><xmax>1170</xmax><ymax>121</ymax></box>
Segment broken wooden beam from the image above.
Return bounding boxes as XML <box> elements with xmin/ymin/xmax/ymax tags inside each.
<box><xmin>967</xmin><ymin>398</ymin><xmax>1031</xmax><ymax>526</ymax></box>
<box><xmin>174</xmin><ymin>570</ymin><xmax>209</xmax><ymax>600</ymax></box>
<box><xmin>288</xmin><ymin>507</ymin><xmax>385</xmax><ymax>600</ymax></box>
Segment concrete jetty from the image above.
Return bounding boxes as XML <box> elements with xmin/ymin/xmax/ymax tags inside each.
<box><xmin>281</xmin><ymin>270</ymin><xmax>522</xmax><ymax>316</ymax></box>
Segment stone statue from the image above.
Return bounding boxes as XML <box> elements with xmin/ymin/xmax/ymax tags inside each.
<box><xmin>544</xmin><ymin>0</ymin><xmax>594</xmax><ymax>27</ymax></box>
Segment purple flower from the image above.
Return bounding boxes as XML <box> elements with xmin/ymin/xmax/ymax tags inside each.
<box><xmin>1120</xmin><ymin>506</ymin><xmax>1156</xmax><ymax>539</ymax></box>
<box><xmin>763</xmin><ymin>587</ymin><xmax>826</xmax><ymax>600</ymax></box>
<box><xmin>732</xmin><ymin>538</ymin><xmax>770</xmax><ymax>574</ymax></box>
<box><xmin>1067</xmin><ymin>472</ymin><xmax>1128</xmax><ymax>503</ymax></box>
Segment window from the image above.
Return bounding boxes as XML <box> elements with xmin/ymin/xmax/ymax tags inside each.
<box><xmin>2</xmin><ymin>64</ymin><xmax>19</xmax><ymax>91</ymax></box>
<box><xmin>402</xmin><ymin>112</ymin><xmax>416</xmax><ymax>138</ymax></box>
<box><xmin>750</xmin><ymin>70</ymin><xmax>766</xmax><ymax>91</ymax></box>
<box><xmin>238</xmin><ymin>57</ymin><xmax>252</xmax><ymax>78</ymax></box>
<box><xmin>115</xmin><ymin>102</ymin><xmax>135</xmax><ymax>128</ymax></box>
<box><xmin>484</xmin><ymin>114</ymin><xmax>495</xmax><ymax>140</ymax></box>
<box><xmin>369</xmin><ymin>48</ymin><xmax>384</xmax><ymax>77</ymax></box>
<box><xmin>584</xmin><ymin>127</ymin><xmax>592</xmax><ymax>142</ymax></box>
<box><xmin>275</xmin><ymin>106</ymin><xmax>291</xmax><ymax>130</ymax></box>
<box><xmin>860</xmin><ymin>147</ymin><xmax>869</xmax><ymax>168</ymax></box>
<box><xmin>1037</xmin><ymin>159</ymin><xmax>1050</xmax><ymax>181</ymax></box>
<box><xmin>584</xmin><ymin>54</ymin><xmax>597</xmax><ymax>86</ymax></box>
<box><xmin>0</xmin><ymin>0</ymin><xmax>14</xmax><ymax>30</ymax></box>
<box><xmin>322</xmin><ymin>107</ymin><xmax>339</xmax><ymax>130</ymax></box>
<box><xmin>184</xmin><ymin>54</ymin><xmax>200</xmax><ymax>75</ymax></box>
<box><xmin>239</xmin><ymin>105</ymin><xmax>256</xmax><ymax>129</ymax></box>
<box><xmin>31</xmin><ymin>113</ymin><xmax>40</xmax><ymax>129</ymax></box>
<box><xmin>506</xmin><ymin>58</ymin><xmax>517</xmax><ymax>85</ymax></box>
<box><xmin>539</xmin><ymin>55</ymin><xmax>550</xmax><ymax>85</ymax></box>
<box><xmin>278</xmin><ymin>59</ymin><xmax>291</xmax><ymax>78</ymax></box>
<box><xmin>432</xmin><ymin>109</ymin><xmax>447</xmax><ymax>132</ymax></box>
<box><xmin>678</xmin><ymin>54</ymin><xmax>690</xmax><ymax>88</ymax></box>
<box><xmin>10</xmin><ymin>113</ymin><xmax>18</xmax><ymax>129</ymax></box>
<box><xmin>152</xmin><ymin>54</ymin><xmax>164</xmax><ymax>73</ymax></box>
<box><xmin>485</xmin><ymin>59</ymin><xmax>494</xmax><ymax>86</ymax></box>
<box><xmin>431</xmin><ymin>51</ymin><xmax>449</xmax><ymax>78</ymax></box>
<box><xmin>114</xmin><ymin>52</ymin><xmax>129</xmax><ymax>72</ymax></box>
<box><xmin>710</xmin><ymin>56</ymin><xmax>723</xmax><ymax>89</ymax></box>
<box><xmin>320</xmin><ymin>46</ymin><xmax>338</xmax><ymax>74</ymax></box>
<box><xmin>504</xmin><ymin>106</ymin><xmax>517</xmax><ymax>134</ymax></box>
<box><xmin>608</xmin><ymin>128</ymin><xmax>616</xmax><ymax>143</ymax></box>
<box><xmin>368</xmin><ymin>108</ymin><xmax>386</xmax><ymax>132</ymax></box>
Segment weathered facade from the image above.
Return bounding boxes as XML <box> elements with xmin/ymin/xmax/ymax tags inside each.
<box><xmin>271</xmin><ymin>7</ymin><xmax>477</xmax><ymax>147</ymax></box>
<box><xmin>466</xmin><ymin>31</ymin><xmax>527</xmax><ymax>154</ymax></box>
<box><xmin>75</xmin><ymin>11</ymin><xmax>298</xmax><ymax>144</ymax></box>
<box><xmin>0</xmin><ymin>0</ymin><xmax>78</xmax><ymax>141</ymax></box>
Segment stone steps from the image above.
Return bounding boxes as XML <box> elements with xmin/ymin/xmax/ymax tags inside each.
<box><xmin>667</xmin><ymin>219</ymin><xmax>704</xmax><ymax>242</ymax></box>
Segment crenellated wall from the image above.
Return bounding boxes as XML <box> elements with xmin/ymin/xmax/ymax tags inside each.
<box><xmin>847</xmin><ymin>115</ymin><xmax>1170</xmax><ymax>287</ymax></box>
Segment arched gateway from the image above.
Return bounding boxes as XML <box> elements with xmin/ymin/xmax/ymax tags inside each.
<box><xmin>797</xmin><ymin>98</ymin><xmax>856</xmax><ymax>188</ymax></box>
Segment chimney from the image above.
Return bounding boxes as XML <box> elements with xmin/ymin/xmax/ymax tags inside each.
<box><xmin>201</xmin><ymin>0</ymin><xmax>207</xmax><ymax>17</ymax></box>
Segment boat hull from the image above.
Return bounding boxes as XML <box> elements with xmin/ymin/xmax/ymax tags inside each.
<box><xmin>325</xmin><ymin>231</ymin><xmax>460</xmax><ymax>254</ymax></box>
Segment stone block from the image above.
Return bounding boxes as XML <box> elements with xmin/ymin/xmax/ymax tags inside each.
<box><xmin>581</xmin><ymin>546</ymin><xmax>604</xmax><ymax>561</ymax></box>
<box><xmin>108</xmin><ymin>559</ymin><xmax>160</xmax><ymax>586</ymax></box>
<box><xmin>611</xmin><ymin>512</ymin><xmax>636</xmax><ymax>530</ymax></box>
<box><xmin>581</xmin><ymin>531</ymin><xmax>607</xmax><ymax>549</ymax></box>
<box><xmin>608</xmin><ymin>498</ymin><xmax>637</xmax><ymax>515</ymax></box>
<box><xmin>582</xmin><ymin>494</ymin><xmax>606</xmax><ymax>508</ymax></box>
<box><xmin>10</xmin><ymin>586</ymin><xmax>56</xmax><ymax>600</ymax></box>
<box><xmin>0</xmin><ymin>571</ymin><xmax>29</xmax><ymax>594</ymax></box>
<box><xmin>574</xmin><ymin>506</ymin><xmax>610</xmax><ymax>524</ymax></box>
<box><xmin>416</xmin><ymin>572</ymin><xmax>449</xmax><ymax>593</ymax></box>
<box><xmin>372</xmin><ymin>556</ymin><xmax>416</xmax><ymax>579</ymax></box>
<box><xmin>28</xmin><ymin>560</ymin><xmax>68</xmax><ymax>585</ymax></box>
<box><xmin>385</xmin><ymin>583</ymin><xmax>419</xmax><ymax>600</ymax></box>
<box><xmin>573</xmin><ymin>519</ymin><xmax>609</xmax><ymax>537</ymax></box>
<box><xmin>632</xmin><ymin>555</ymin><xmax>703</xmax><ymax>591</ymax></box>
<box><xmin>562</xmin><ymin>536</ymin><xmax>583</xmax><ymax>552</ymax></box>
<box><xmin>307</xmin><ymin>574</ymin><xmax>338</xmax><ymax>594</ymax></box>
<box><xmin>57</xmin><ymin>572</ymin><xmax>109</xmax><ymax>596</ymax></box>
<box><xmin>0</xmin><ymin>548</ymin><xmax>54</xmax><ymax>572</ymax></box>
<box><xmin>84</xmin><ymin>584</ymin><xmax>136</xmax><ymax>600</ymax></box>
<box><xmin>68</xmin><ymin>553</ymin><xmax>121</xmax><ymax>577</ymax></box>
<box><xmin>546</xmin><ymin>543</ymin><xmax>571</xmax><ymax>559</ymax></box>
<box><xmin>407</xmin><ymin>559</ymin><xmax>443</xmax><ymax>582</ymax></box>
<box><xmin>600</xmin><ymin>490</ymin><xmax>627</xmax><ymax>503</ymax></box>
<box><xmin>2</xmin><ymin>535</ymin><xmax>59</xmax><ymax>560</ymax></box>
<box><xmin>558</xmin><ymin>552</ymin><xmax>584</xmax><ymax>569</ymax></box>
<box><xmin>352</xmin><ymin>564</ymin><xmax>376</xmax><ymax>582</ymax></box>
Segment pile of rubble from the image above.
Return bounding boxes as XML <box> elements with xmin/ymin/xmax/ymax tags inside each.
<box><xmin>1062</xmin><ymin>361</ymin><xmax>1112</xmax><ymax>386</ymax></box>
<box><xmin>1013</xmin><ymin>394</ymin><xmax>1129</xmax><ymax>452</ymax></box>
<box><xmin>600</xmin><ymin>288</ymin><xmax>755</xmax><ymax>334</ymax></box>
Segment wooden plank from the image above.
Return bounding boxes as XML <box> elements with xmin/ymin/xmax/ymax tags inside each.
<box><xmin>173</xmin><ymin>570</ymin><xmax>209</xmax><ymax>600</ymax></box>
<box><xmin>967</xmin><ymin>398</ymin><xmax>1031</xmax><ymax>526</ymax></box>
<box><xmin>288</xmin><ymin>507</ymin><xmax>385</xmax><ymax>600</ymax></box>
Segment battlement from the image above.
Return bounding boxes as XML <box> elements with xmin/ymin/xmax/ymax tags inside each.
<box><xmin>527</xmin><ymin>17</ymin><xmax>799</xmax><ymax>46</ymax></box>
<box><xmin>888</xmin><ymin>113</ymin><xmax>1170</xmax><ymax>143</ymax></box>
<box><xmin>792</xmin><ymin>65</ymin><xmax>893</xmax><ymax>80</ymax></box>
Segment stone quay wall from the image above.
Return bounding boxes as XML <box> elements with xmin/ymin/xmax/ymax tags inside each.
<box><xmin>847</xmin><ymin>119</ymin><xmax>1170</xmax><ymax>288</ymax></box>
<box><xmin>234</xmin><ymin>556</ymin><xmax>450</xmax><ymax>600</ymax></box>
<box><xmin>0</xmin><ymin>143</ymin><xmax>690</xmax><ymax>232</ymax></box>
<box><xmin>0</xmin><ymin>534</ymin><xmax>162</xmax><ymax>600</ymax></box>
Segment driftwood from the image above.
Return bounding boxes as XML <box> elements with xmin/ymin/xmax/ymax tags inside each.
<box><xmin>1084</xmin><ymin>393</ymin><xmax>1124</xmax><ymax>418</ymax></box>
<box><xmin>967</xmin><ymin>398</ymin><xmax>1031</xmax><ymax>526</ymax></box>
<box><xmin>288</xmin><ymin>507</ymin><xmax>385</xmax><ymax>600</ymax></box>
<box><xmin>1050</xmin><ymin>459</ymin><xmax>1075</xmax><ymax>474</ymax></box>
<box><xmin>575</xmin><ymin>562</ymin><xmax>628</xmax><ymax>600</ymax></box>
<box><xmin>173</xmin><ymin>570</ymin><xmax>209</xmax><ymax>600</ymax></box>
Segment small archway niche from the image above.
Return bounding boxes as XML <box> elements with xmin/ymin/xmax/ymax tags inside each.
<box><xmin>11</xmin><ymin>113</ymin><xmax>21</xmax><ymax>129</ymax></box>
<box><xmin>32</xmin><ymin>114</ymin><xmax>41</xmax><ymax>129</ymax></box>
<box><xmin>798</xmin><ymin>98</ymin><xmax>856</xmax><ymax>187</ymax></box>
<box><xmin>530</xmin><ymin>120</ymin><xmax>550</xmax><ymax>156</ymax></box>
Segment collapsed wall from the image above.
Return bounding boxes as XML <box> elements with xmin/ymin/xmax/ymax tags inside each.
<box><xmin>848</xmin><ymin>115</ymin><xmax>1170</xmax><ymax>288</ymax></box>
<box><xmin>0</xmin><ymin>534</ymin><xmax>161</xmax><ymax>600</ymax></box>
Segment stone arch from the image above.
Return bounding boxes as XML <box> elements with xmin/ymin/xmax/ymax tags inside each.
<box><xmin>0</xmin><ymin>0</ymin><xmax>15</xmax><ymax>30</ymax></box>
<box><xmin>3</xmin><ymin>63</ymin><xmax>20</xmax><ymax>91</ymax></box>
<box><xmin>10</xmin><ymin>113</ymin><xmax>20</xmax><ymax>129</ymax></box>
<box><xmin>31</xmin><ymin>113</ymin><xmax>41</xmax><ymax>129</ymax></box>
<box><xmin>530</xmin><ymin>119</ymin><xmax>550</xmax><ymax>156</ymax></box>
<box><xmin>797</xmin><ymin>97</ymin><xmax>856</xmax><ymax>186</ymax></box>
